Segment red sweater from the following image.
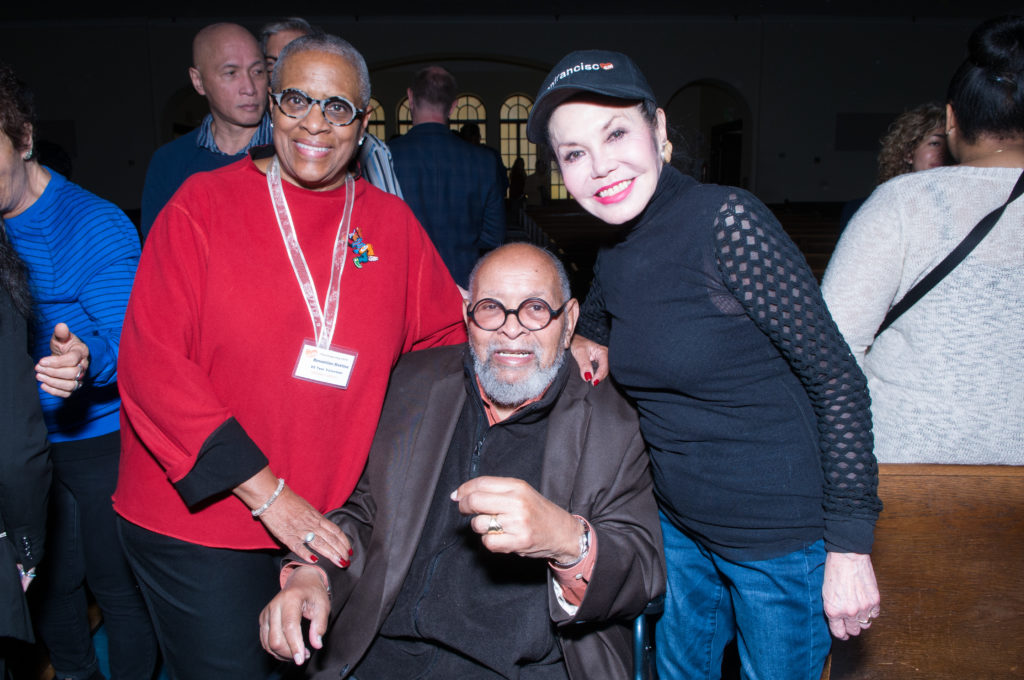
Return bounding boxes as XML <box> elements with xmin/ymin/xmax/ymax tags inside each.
<box><xmin>115</xmin><ymin>157</ymin><xmax>466</xmax><ymax>549</ymax></box>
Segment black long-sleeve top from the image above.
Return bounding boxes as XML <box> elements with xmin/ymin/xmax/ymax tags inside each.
<box><xmin>577</xmin><ymin>166</ymin><xmax>880</xmax><ymax>561</ymax></box>
<box><xmin>0</xmin><ymin>288</ymin><xmax>50</xmax><ymax>572</ymax></box>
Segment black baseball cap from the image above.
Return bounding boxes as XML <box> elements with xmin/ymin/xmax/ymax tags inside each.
<box><xmin>526</xmin><ymin>50</ymin><xmax>657</xmax><ymax>144</ymax></box>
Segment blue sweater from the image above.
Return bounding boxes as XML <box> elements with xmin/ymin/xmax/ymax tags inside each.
<box><xmin>140</xmin><ymin>127</ymin><xmax>250</xmax><ymax>239</ymax></box>
<box><xmin>578</xmin><ymin>167</ymin><xmax>880</xmax><ymax>561</ymax></box>
<box><xmin>6</xmin><ymin>169</ymin><xmax>140</xmax><ymax>442</ymax></box>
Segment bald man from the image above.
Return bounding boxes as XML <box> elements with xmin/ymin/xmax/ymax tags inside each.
<box><xmin>140</xmin><ymin>22</ymin><xmax>272</xmax><ymax>238</ymax></box>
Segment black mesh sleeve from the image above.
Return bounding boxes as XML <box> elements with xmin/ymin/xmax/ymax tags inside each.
<box><xmin>712</xmin><ymin>191</ymin><xmax>882</xmax><ymax>553</ymax></box>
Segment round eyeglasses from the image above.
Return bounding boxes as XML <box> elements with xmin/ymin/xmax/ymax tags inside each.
<box><xmin>467</xmin><ymin>298</ymin><xmax>568</xmax><ymax>332</ymax></box>
<box><xmin>270</xmin><ymin>88</ymin><xmax>365</xmax><ymax>127</ymax></box>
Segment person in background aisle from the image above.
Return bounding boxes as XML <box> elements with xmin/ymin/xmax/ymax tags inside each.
<box><xmin>459</xmin><ymin>121</ymin><xmax>510</xmax><ymax>199</ymax></box>
<box><xmin>115</xmin><ymin>34</ymin><xmax>465</xmax><ymax>679</ymax></box>
<box><xmin>877</xmin><ymin>103</ymin><xmax>949</xmax><ymax>184</ymax></box>
<box><xmin>260</xmin><ymin>16</ymin><xmax>314</xmax><ymax>76</ymax></box>
<box><xmin>389</xmin><ymin>66</ymin><xmax>506</xmax><ymax>287</ymax></box>
<box><xmin>840</xmin><ymin>102</ymin><xmax>950</xmax><ymax>228</ymax></box>
<box><xmin>0</xmin><ymin>218</ymin><xmax>51</xmax><ymax>680</ymax></box>
<box><xmin>823</xmin><ymin>15</ymin><xmax>1024</xmax><ymax>465</ymax></box>
<box><xmin>528</xmin><ymin>49</ymin><xmax>882</xmax><ymax>680</ymax></box>
<box><xmin>140</xmin><ymin>22</ymin><xmax>271</xmax><ymax>239</ymax></box>
<box><xmin>0</xmin><ymin>63</ymin><xmax>156</xmax><ymax>680</ymax></box>
<box><xmin>261</xmin><ymin>17</ymin><xmax>404</xmax><ymax>199</ymax></box>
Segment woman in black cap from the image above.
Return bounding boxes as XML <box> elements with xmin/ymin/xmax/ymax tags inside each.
<box><xmin>526</xmin><ymin>50</ymin><xmax>882</xmax><ymax>679</ymax></box>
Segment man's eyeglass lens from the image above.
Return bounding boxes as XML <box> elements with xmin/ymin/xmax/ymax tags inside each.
<box><xmin>469</xmin><ymin>298</ymin><xmax>565</xmax><ymax>331</ymax></box>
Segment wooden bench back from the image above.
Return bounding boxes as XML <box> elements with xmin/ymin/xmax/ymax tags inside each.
<box><xmin>829</xmin><ymin>464</ymin><xmax>1024</xmax><ymax>679</ymax></box>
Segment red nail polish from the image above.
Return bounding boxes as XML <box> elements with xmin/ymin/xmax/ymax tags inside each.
<box><xmin>593</xmin><ymin>379</ymin><xmax>600</xmax><ymax>385</ymax></box>
<box><xmin>339</xmin><ymin>558</ymin><xmax>350</xmax><ymax>568</ymax></box>
<box><xmin>584</xmin><ymin>371</ymin><xmax>592</xmax><ymax>381</ymax></box>
<box><xmin>348</xmin><ymin>548</ymin><xmax>353</xmax><ymax>556</ymax></box>
<box><xmin>309</xmin><ymin>554</ymin><xmax>318</xmax><ymax>563</ymax></box>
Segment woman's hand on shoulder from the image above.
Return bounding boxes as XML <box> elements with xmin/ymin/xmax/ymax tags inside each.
<box><xmin>823</xmin><ymin>551</ymin><xmax>881</xmax><ymax>640</ymax></box>
<box><xmin>35</xmin><ymin>323</ymin><xmax>90</xmax><ymax>398</ymax></box>
<box><xmin>571</xmin><ymin>334</ymin><xmax>608</xmax><ymax>385</ymax></box>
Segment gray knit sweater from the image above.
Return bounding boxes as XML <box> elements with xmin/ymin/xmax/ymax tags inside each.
<box><xmin>822</xmin><ymin>165</ymin><xmax>1024</xmax><ymax>464</ymax></box>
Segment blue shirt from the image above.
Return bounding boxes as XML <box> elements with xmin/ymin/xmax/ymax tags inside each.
<box><xmin>6</xmin><ymin>169</ymin><xmax>140</xmax><ymax>441</ymax></box>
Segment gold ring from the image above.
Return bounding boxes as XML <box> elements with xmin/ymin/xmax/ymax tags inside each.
<box><xmin>487</xmin><ymin>515</ymin><xmax>503</xmax><ymax>534</ymax></box>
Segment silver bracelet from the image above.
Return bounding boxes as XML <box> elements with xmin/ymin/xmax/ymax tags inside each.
<box><xmin>252</xmin><ymin>477</ymin><xmax>285</xmax><ymax>518</ymax></box>
<box><xmin>551</xmin><ymin>515</ymin><xmax>591</xmax><ymax>568</ymax></box>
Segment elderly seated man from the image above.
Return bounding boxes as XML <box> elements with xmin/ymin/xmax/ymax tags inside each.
<box><xmin>260</xmin><ymin>243</ymin><xmax>664</xmax><ymax>679</ymax></box>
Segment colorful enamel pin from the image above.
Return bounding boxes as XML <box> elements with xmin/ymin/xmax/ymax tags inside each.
<box><xmin>348</xmin><ymin>228</ymin><xmax>379</xmax><ymax>268</ymax></box>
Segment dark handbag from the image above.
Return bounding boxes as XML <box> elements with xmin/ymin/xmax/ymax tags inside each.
<box><xmin>875</xmin><ymin>169</ymin><xmax>1024</xmax><ymax>338</ymax></box>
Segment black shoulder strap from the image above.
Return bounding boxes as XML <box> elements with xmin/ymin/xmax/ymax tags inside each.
<box><xmin>875</xmin><ymin>169</ymin><xmax>1024</xmax><ymax>338</ymax></box>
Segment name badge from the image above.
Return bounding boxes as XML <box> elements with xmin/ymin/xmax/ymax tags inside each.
<box><xmin>293</xmin><ymin>340</ymin><xmax>357</xmax><ymax>389</ymax></box>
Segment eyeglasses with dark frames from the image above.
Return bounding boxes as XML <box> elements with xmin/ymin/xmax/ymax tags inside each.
<box><xmin>270</xmin><ymin>88</ymin><xmax>365</xmax><ymax>127</ymax></box>
<box><xmin>467</xmin><ymin>297</ymin><xmax>568</xmax><ymax>332</ymax></box>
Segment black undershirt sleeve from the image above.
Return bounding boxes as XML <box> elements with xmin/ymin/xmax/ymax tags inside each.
<box><xmin>173</xmin><ymin>417</ymin><xmax>269</xmax><ymax>508</ymax></box>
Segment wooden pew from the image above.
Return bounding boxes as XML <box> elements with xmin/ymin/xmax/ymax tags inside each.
<box><xmin>828</xmin><ymin>464</ymin><xmax>1024</xmax><ymax>679</ymax></box>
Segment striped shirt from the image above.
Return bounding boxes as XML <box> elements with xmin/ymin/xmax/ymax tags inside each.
<box><xmin>6</xmin><ymin>169</ymin><xmax>140</xmax><ymax>441</ymax></box>
<box><xmin>195</xmin><ymin>113</ymin><xmax>273</xmax><ymax>155</ymax></box>
<box><xmin>359</xmin><ymin>133</ymin><xmax>403</xmax><ymax>198</ymax></box>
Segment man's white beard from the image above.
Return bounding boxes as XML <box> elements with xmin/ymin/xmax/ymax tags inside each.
<box><xmin>473</xmin><ymin>340</ymin><xmax>566</xmax><ymax>410</ymax></box>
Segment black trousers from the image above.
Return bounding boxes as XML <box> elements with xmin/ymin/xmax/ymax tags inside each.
<box><xmin>117</xmin><ymin>518</ymin><xmax>283</xmax><ymax>680</ymax></box>
<box><xmin>33</xmin><ymin>431</ymin><xmax>157</xmax><ymax>680</ymax></box>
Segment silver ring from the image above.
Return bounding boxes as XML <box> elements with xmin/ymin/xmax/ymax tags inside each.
<box><xmin>486</xmin><ymin>515</ymin><xmax>503</xmax><ymax>535</ymax></box>
<box><xmin>857</xmin><ymin>619</ymin><xmax>870</xmax><ymax>624</ymax></box>
<box><xmin>74</xmin><ymin>379</ymin><xmax>82</xmax><ymax>391</ymax></box>
<box><xmin>303</xmin><ymin>531</ymin><xmax>316</xmax><ymax>544</ymax></box>
<box><xmin>75</xmin><ymin>366</ymin><xmax>84</xmax><ymax>380</ymax></box>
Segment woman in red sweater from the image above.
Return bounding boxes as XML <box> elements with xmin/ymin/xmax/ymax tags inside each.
<box><xmin>115</xmin><ymin>34</ymin><xmax>465</xmax><ymax>678</ymax></box>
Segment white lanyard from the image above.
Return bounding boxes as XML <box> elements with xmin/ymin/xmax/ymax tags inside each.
<box><xmin>267</xmin><ymin>156</ymin><xmax>355</xmax><ymax>350</ymax></box>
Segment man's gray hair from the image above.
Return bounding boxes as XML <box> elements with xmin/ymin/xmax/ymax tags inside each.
<box><xmin>270</xmin><ymin>34</ymin><xmax>371</xmax><ymax>108</ymax></box>
<box><xmin>469</xmin><ymin>244</ymin><xmax>572</xmax><ymax>304</ymax></box>
<box><xmin>259</xmin><ymin>17</ymin><xmax>314</xmax><ymax>55</ymax></box>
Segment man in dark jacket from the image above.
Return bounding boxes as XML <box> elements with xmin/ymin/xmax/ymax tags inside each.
<box><xmin>259</xmin><ymin>243</ymin><xmax>663</xmax><ymax>679</ymax></box>
<box><xmin>388</xmin><ymin>66</ymin><xmax>506</xmax><ymax>287</ymax></box>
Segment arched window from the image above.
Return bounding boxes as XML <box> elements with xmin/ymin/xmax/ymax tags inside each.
<box><xmin>397</xmin><ymin>98</ymin><xmax>412</xmax><ymax>136</ymax></box>
<box><xmin>500</xmin><ymin>95</ymin><xmax>534</xmax><ymax>175</ymax></box>
<box><xmin>366</xmin><ymin>97</ymin><xmax>385</xmax><ymax>141</ymax></box>
<box><xmin>450</xmin><ymin>95</ymin><xmax>486</xmax><ymax>140</ymax></box>
<box><xmin>550</xmin><ymin>164</ymin><xmax>568</xmax><ymax>200</ymax></box>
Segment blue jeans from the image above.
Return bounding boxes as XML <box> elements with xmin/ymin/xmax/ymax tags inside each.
<box><xmin>655</xmin><ymin>514</ymin><xmax>830</xmax><ymax>680</ymax></box>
